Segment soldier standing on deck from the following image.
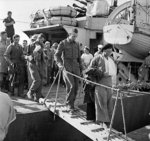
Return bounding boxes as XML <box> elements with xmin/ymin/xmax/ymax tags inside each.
<box><xmin>0</xmin><ymin>31</ymin><xmax>10</xmax><ymax>91</ymax></box>
<box><xmin>4</xmin><ymin>34</ymin><xmax>25</xmax><ymax>97</ymax></box>
<box><xmin>55</xmin><ymin>28</ymin><xmax>82</xmax><ymax>112</ymax></box>
<box><xmin>3</xmin><ymin>11</ymin><xmax>15</xmax><ymax>42</ymax></box>
<box><xmin>43</xmin><ymin>41</ymin><xmax>51</xmax><ymax>85</ymax></box>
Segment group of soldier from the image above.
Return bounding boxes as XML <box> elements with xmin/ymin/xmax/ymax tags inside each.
<box><xmin>0</xmin><ymin>31</ymin><xmax>59</xmax><ymax>100</ymax></box>
<box><xmin>0</xmin><ymin>10</ymin><xmax>118</xmax><ymax>130</ymax></box>
<box><xmin>0</xmin><ymin>26</ymin><xmax>118</xmax><ymax>129</ymax></box>
<box><xmin>0</xmin><ymin>14</ymin><xmax>60</xmax><ymax>140</ymax></box>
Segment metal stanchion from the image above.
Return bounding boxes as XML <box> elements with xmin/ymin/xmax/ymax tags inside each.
<box><xmin>107</xmin><ymin>89</ymin><xmax>120</xmax><ymax>141</ymax></box>
<box><xmin>43</xmin><ymin>70</ymin><xmax>61</xmax><ymax>104</ymax></box>
<box><xmin>120</xmin><ymin>92</ymin><xmax>127</xmax><ymax>140</ymax></box>
<box><xmin>53</xmin><ymin>69</ymin><xmax>62</xmax><ymax>120</ymax></box>
<box><xmin>107</xmin><ymin>90</ymin><xmax>128</xmax><ymax>141</ymax></box>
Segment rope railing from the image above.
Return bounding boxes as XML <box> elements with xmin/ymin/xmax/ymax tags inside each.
<box><xmin>41</xmin><ymin>67</ymin><xmax>149</xmax><ymax>141</ymax></box>
<box><xmin>65</xmin><ymin>70</ymin><xmax>150</xmax><ymax>96</ymax></box>
<box><xmin>65</xmin><ymin>70</ymin><xmax>119</xmax><ymax>91</ymax></box>
<box><xmin>41</xmin><ymin>69</ymin><xmax>128</xmax><ymax>141</ymax></box>
<box><xmin>64</xmin><ymin>70</ymin><xmax>127</xmax><ymax>140</ymax></box>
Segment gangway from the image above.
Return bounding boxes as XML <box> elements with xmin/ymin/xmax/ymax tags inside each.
<box><xmin>43</xmin><ymin>97</ymin><xmax>133</xmax><ymax>141</ymax></box>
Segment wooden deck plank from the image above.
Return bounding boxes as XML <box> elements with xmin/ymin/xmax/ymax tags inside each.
<box><xmin>44</xmin><ymin>98</ymin><xmax>134</xmax><ymax>141</ymax></box>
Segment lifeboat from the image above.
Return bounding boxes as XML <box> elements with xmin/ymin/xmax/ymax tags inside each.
<box><xmin>103</xmin><ymin>0</ymin><xmax>150</xmax><ymax>59</ymax></box>
<box><xmin>44</xmin><ymin>6</ymin><xmax>77</xmax><ymax>18</ymax></box>
<box><xmin>48</xmin><ymin>17</ymin><xmax>77</xmax><ymax>26</ymax></box>
<box><xmin>30</xmin><ymin>6</ymin><xmax>77</xmax><ymax>28</ymax></box>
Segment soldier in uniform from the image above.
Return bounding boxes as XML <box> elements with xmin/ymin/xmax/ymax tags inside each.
<box><xmin>4</xmin><ymin>34</ymin><xmax>25</xmax><ymax>97</ymax></box>
<box><xmin>3</xmin><ymin>11</ymin><xmax>15</xmax><ymax>42</ymax></box>
<box><xmin>0</xmin><ymin>31</ymin><xmax>10</xmax><ymax>91</ymax></box>
<box><xmin>43</xmin><ymin>41</ymin><xmax>51</xmax><ymax>85</ymax></box>
<box><xmin>25</xmin><ymin>33</ymin><xmax>46</xmax><ymax>101</ymax></box>
<box><xmin>55</xmin><ymin>28</ymin><xmax>82</xmax><ymax>112</ymax></box>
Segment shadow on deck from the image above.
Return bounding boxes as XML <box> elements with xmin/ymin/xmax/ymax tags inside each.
<box><xmin>5</xmin><ymin>97</ymin><xmax>91</xmax><ymax>141</ymax></box>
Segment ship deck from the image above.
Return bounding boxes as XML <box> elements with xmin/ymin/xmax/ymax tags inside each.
<box><xmin>9</xmin><ymin>96</ymin><xmax>132</xmax><ymax>141</ymax></box>
<box><xmin>4</xmin><ymin>84</ymin><xmax>150</xmax><ymax>141</ymax></box>
<box><xmin>43</xmin><ymin>98</ymin><xmax>133</xmax><ymax>141</ymax></box>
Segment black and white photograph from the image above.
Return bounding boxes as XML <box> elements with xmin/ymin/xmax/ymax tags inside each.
<box><xmin>0</xmin><ymin>0</ymin><xmax>150</xmax><ymax>141</ymax></box>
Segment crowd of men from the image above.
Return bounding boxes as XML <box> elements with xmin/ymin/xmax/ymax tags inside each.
<box><xmin>0</xmin><ymin>27</ymin><xmax>117</xmax><ymax>129</ymax></box>
<box><xmin>0</xmin><ymin>31</ymin><xmax>61</xmax><ymax>100</ymax></box>
<box><xmin>0</xmin><ymin>29</ymin><xmax>60</xmax><ymax>141</ymax></box>
<box><xmin>1</xmin><ymin>8</ymin><xmax>150</xmax><ymax>140</ymax></box>
<box><xmin>55</xmin><ymin>28</ymin><xmax>117</xmax><ymax>129</ymax></box>
<box><xmin>0</xmin><ymin>11</ymin><xmax>118</xmax><ymax>137</ymax></box>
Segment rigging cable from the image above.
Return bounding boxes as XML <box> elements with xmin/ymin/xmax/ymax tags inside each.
<box><xmin>0</xmin><ymin>18</ymin><xmax>30</xmax><ymax>24</ymax></box>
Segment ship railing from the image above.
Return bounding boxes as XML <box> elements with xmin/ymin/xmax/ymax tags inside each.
<box><xmin>41</xmin><ymin>69</ymin><xmax>128</xmax><ymax>141</ymax></box>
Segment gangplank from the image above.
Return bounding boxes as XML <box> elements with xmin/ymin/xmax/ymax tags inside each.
<box><xmin>43</xmin><ymin>97</ymin><xmax>134</xmax><ymax>141</ymax></box>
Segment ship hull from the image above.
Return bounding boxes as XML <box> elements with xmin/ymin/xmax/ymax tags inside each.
<box><xmin>104</xmin><ymin>0</ymin><xmax>150</xmax><ymax>60</ymax></box>
<box><xmin>104</xmin><ymin>24</ymin><xmax>150</xmax><ymax>59</ymax></box>
<box><xmin>116</xmin><ymin>33</ymin><xmax>150</xmax><ymax>59</ymax></box>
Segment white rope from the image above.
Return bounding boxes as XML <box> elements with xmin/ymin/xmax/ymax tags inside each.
<box><xmin>44</xmin><ymin>70</ymin><xmax>61</xmax><ymax>103</ymax></box>
<box><xmin>54</xmin><ymin>70</ymin><xmax>62</xmax><ymax>120</ymax></box>
<box><xmin>61</xmin><ymin>70</ymin><xmax>128</xmax><ymax>140</ymax></box>
<box><xmin>42</xmin><ymin>69</ymin><xmax>128</xmax><ymax>140</ymax></box>
<box><xmin>43</xmin><ymin>68</ymin><xmax>118</xmax><ymax>104</ymax></box>
<box><xmin>65</xmin><ymin>70</ymin><xmax>119</xmax><ymax>91</ymax></box>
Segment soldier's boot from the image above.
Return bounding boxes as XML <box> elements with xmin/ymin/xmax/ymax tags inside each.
<box><xmin>26</xmin><ymin>90</ymin><xmax>34</xmax><ymax>100</ymax></box>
